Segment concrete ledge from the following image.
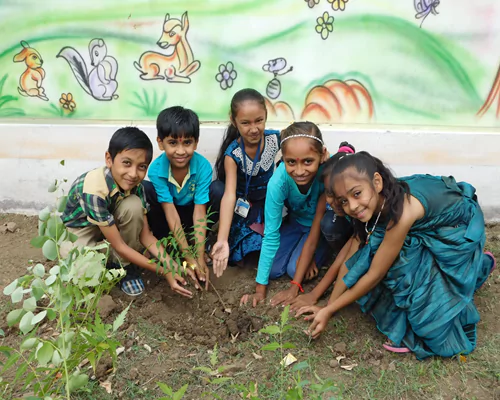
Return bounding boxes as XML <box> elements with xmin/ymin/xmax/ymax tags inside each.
<box><xmin>2</xmin><ymin>122</ymin><xmax>499</xmax><ymax>221</ymax></box>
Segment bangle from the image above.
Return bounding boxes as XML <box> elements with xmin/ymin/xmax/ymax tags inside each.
<box><xmin>290</xmin><ymin>281</ymin><xmax>304</xmax><ymax>293</ymax></box>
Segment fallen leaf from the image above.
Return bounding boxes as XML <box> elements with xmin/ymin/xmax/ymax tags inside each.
<box><xmin>459</xmin><ymin>355</ymin><xmax>466</xmax><ymax>363</ymax></box>
<box><xmin>224</xmin><ymin>308</ymin><xmax>232</xmax><ymax>314</ymax></box>
<box><xmin>280</xmin><ymin>353</ymin><xmax>297</xmax><ymax>367</ymax></box>
<box><xmin>336</xmin><ymin>355</ymin><xmax>346</xmax><ymax>362</ymax></box>
<box><xmin>143</xmin><ymin>344</ymin><xmax>152</xmax><ymax>353</ymax></box>
<box><xmin>116</xmin><ymin>347</ymin><xmax>125</xmax><ymax>356</ymax></box>
<box><xmin>100</xmin><ymin>380</ymin><xmax>112</xmax><ymax>394</ymax></box>
<box><xmin>252</xmin><ymin>352</ymin><xmax>263</xmax><ymax>360</ymax></box>
<box><xmin>187</xmin><ymin>353</ymin><xmax>197</xmax><ymax>357</ymax></box>
<box><xmin>340</xmin><ymin>363</ymin><xmax>358</xmax><ymax>371</ymax></box>
<box><xmin>230</xmin><ymin>332</ymin><xmax>239</xmax><ymax>344</ymax></box>
<box><xmin>174</xmin><ymin>332</ymin><xmax>182</xmax><ymax>341</ymax></box>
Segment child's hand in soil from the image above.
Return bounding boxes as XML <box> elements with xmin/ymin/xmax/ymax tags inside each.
<box><xmin>166</xmin><ymin>273</ymin><xmax>193</xmax><ymax>298</ymax></box>
<box><xmin>288</xmin><ymin>293</ymin><xmax>318</xmax><ymax>312</ymax></box>
<box><xmin>240</xmin><ymin>292</ymin><xmax>265</xmax><ymax>307</ymax></box>
<box><xmin>195</xmin><ymin>259</ymin><xmax>210</xmax><ymax>290</ymax></box>
<box><xmin>211</xmin><ymin>240</ymin><xmax>230</xmax><ymax>278</ymax></box>
<box><xmin>270</xmin><ymin>285</ymin><xmax>299</xmax><ymax>307</ymax></box>
<box><xmin>303</xmin><ymin>306</ymin><xmax>334</xmax><ymax>339</ymax></box>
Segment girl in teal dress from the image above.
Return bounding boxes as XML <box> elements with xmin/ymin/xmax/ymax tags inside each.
<box><xmin>296</xmin><ymin>151</ymin><xmax>496</xmax><ymax>359</ymax></box>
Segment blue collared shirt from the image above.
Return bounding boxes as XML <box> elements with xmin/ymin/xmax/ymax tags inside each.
<box><xmin>148</xmin><ymin>152</ymin><xmax>212</xmax><ymax>206</ymax></box>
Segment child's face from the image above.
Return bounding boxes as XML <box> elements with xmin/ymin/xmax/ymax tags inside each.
<box><xmin>232</xmin><ymin>101</ymin><xmax>266</xmax><ymax>146</ymax></box>
<box><xmin>283</xmin><ymin>138</ymin><xmax>323</xmax><ymax>186</ymax></box>
<box><xmin>158</xmin><ymin>135</ymin><xmax>198</xmax><ymax>170</ymax></box>
<box><xmin>105</xmin><ymin>149</ymin><xmax>149</xmax><ymax>191</ymax></box>
<box><xmin>332</xmin><ymin>167</ymin><xmax>383</xmax><ymax>222</ymax></box>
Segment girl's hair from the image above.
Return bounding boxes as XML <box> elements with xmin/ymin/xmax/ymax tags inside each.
<box><xmin>328</xmin><ymin>151</ymin><xmax>410</xmax><ymax>244</ymax></box>
<box><xmin>280</xmin><ymin>121</ymin><xmax>324</xmax><ymax>155</ymax></box>
<box><xmin>321</xmin><ymin>141</ymin><xmax>356</xmax><ymax>181</ymax></box>
<box><xmin>214</xmin><ymin>88</ymin><xmax>267</xmax><ymax>181</ymax></box>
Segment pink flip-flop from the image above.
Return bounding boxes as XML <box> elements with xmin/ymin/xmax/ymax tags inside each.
<box><xmin>383</xmin><ymin>341</ymin><xmax>411</xmax><ymax>353</ymax></box>
<box><xmin>484</xmin><ymin>251</ymin><xmax>496</xmax><ymax>274</ymax></box>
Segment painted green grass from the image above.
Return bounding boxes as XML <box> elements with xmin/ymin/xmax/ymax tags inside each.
<box><xmin>0</xmin><ymin>5</ymin><xmax>494</xmax><ymax>125</ymax></box>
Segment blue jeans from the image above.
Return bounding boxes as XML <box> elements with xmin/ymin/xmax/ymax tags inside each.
<box><xmin>269</xmin><ymin>216</ymin><xmax>330</xmax><ymax>280</ymax></box>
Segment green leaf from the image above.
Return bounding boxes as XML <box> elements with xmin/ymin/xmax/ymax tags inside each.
<box><xmin>20</xmin><ymin>338</ymin><xmax>38</xmax><ymax>351</ymax></box>
<box><xmin>36</xmin><ymin>342</ymin><xmax>53</xmax><ymax>366</ymax></box>
<box><xmin>49</xmin><ymin>265</ymin><xmax>60</xmax><ymax>275</ymax></box>
<box><xmin>47</xmin><ymin>216</ymin><xmax>64</xmax><ymax>240</ymax></box>
<box><xmin>33</xmin><ymin>264</ymin><xmax>45</xmax><ymax>277</ymax></box>
<box><xmin>7</xmin><ymin>309</ymin><xmax>25</xmax><ymax>326</ymax></box>
<box><xmin>68</xmin><ymin>232</ymin><xmax>79</xmax><ymax>243</ymax></box>
<box><xmin>19</xmin><ymin>311</ymin><xmax>35</xmax><ymax>334</ymax></box>
<box><xmin>46</xmin><ymin>309</ymin><xmax>56</xmax><ymax>321</ymax></box>
<box><xmin>31</xmin><ymin>236</ymin><xmax>49</xmax><ymax>249</ymax></box>
<box><xmin>0</xmin><ymin>329</ymin><xmax>4</xmax><ymax>337</ymax></box>
<box><xmin>11</xmin><ymin>286</ymin><xmax>24</xmax><ymax>303</ymax></box>
<box><xmin>31</xmin><ymin>281</ymin><xmax>45</xmax><ymax>301</ymax></box>
<box><xmin>42</xmin><ymin>240</ymin><xmax>58</xmax><ymax>261</ymax></box>
<box><xmin>292</xmin><ymin>361</ymin><xmax>309</xmax><ymax>372</ymax></box>
<box><xmin>68</xmin><ymin>373</ymin><xmax>89</xmax><ymax>391</ymax></box>
<box><xmin>157</xmin><ymin>382</ymin><xmax>173</xmax><ymax>395</ymax></box>
<box><xmin>14</xmin><ymin>361</ymin><xmax>28</xmax><ymax>382</ymax></box>
<box><xmin>32</xmin><ymin>310</ymin><xmax>47</xmax><ymax>325</ymax></box>
<box><xmin>57</xmin><ymin>196</ymin><xmax>68</xmax><ymax>213</ymax></box>
<box><xmin>2</xmin><ymin>352</ymin><xmax>20</xmax><ymax>372</ymax></box>
<box><xmin>45</xmin><ymin>275</ymin><xmax>57</xmax><ymax>286</ymax></box>
<box><xmin>51</xmin><ymin>349</ymin><xmax>62</xmax><ymax>366</ymax></box>
<box><xmin>23</xmin><ymin>297</ymin><xmax>37</xmax><ymax>312</ymax></box>
<box><xmin>38</xmin><ymin>207</ymin><xmax>51</xmax><ymax>222</ymax></box>
<box><xmin>261</xmin><ymin>342</ymin><xmax>280</xmax><ymax>351</ymax></box>
<box><xmin>259</xmin><ymin>325</ymin><xmax>280</xmax><ymax>335</ymax></box>
<box><xmin>38</xmin><ymin>221</ymin><xmax>47</xmax><ymax>236</ymax></box>
<box><xmin>60</xmin><ymin>159</ymin><xmax>65</xmax><ymax>166</ymax></box>
<box><xmin>3</xmin><ymin>279</ymin><xmax>18</xmax><ymax>296</ymax></box>
<box><xmin>281</xmin><ymin>305</ymin><xmax>290</xmax><ymax>326</ymax></box>
<box><xmin>173</xmin><ymin>383</ymin><xmax>188</xmax><ymax>400</ymax></box>
<box><xmin>47</xmin><ymin>179</ymin><xmax>57</xmax><ymax>193</ymax></box>
<box><xmin>282</xmin><ymin>342</ymin><xmax>296</xmax><ymax>349</ymax></box>
<box><xmin>113</xmin><ymin>302</ymin><xmax>131</xmax><ymax>332</ymax></box>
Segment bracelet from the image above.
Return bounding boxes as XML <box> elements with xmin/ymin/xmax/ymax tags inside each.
<box><xmin>290</xmin><ymin>281</ymin><xmax>304</xmax><ymax>293</ymax></box>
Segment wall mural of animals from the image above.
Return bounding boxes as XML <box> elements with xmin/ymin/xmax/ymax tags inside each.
<box><xmin>134</xmin><ymin>12</ymin><xmax>201</xmax><ymax>83</ymax></box>
<box><xmin>12</xmin><ymin>41</ymin><xmax>48</xmax><ymax>101</ymax></box>
<box><xmin>262</xmin><ymin>57</ymin><xmax>293</xmax><ymax>99</ymax></box>
<box><xmin>57</xmin><ymin>38</ymin><xmax>119</xmax><ymax>101</ymax></box>
<box><xmin>477</xmin><ymin>63</ymin><xmax>500</xmax><ymax>119</ymax></box>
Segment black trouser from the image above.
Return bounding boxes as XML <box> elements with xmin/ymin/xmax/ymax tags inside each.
<box><xmin>320</xmin><ymin>210</ymin><xmax>353</xmax><ymax>254</ymax></box>
<box><xmin>143</xmin><ymin>180</ymin><xmax>224</xmax><ymax>241</ymax></box>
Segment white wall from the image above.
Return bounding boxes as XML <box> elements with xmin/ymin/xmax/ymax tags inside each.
<box><xmin>1</xmin><ymin>122</ymin><xmax>499</xmax><ymax>221</ymax></box>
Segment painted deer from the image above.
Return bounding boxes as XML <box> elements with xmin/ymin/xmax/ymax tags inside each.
<box><xmin>134</xmin><ymin>12</ymin><xmax>200</xmax><ymax>83</ymax></box>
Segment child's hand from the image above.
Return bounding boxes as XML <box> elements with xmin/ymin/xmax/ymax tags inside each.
<box><xmin>304</xmin><ymin>307</ymin><xmax>334</xmax><ymax>339</ymax></box>
<box><xmin>166</xmin><ymin>274</ymin><xmax>193</xmax><ymax>298</ymax></box>
<box><xmin>195</xmin><ymin>259</ymin><xmax>210</xmax><ymax>290</ymax></box>
<box><xmin>289</xmin><ymin>293</ymin><xmax>318</xmax><ymax>311</ymax></box>
<box><xmin>184</xmin><ymin>265</ymin><xmax>202</xmax><ymax>291</ymax></box>
<box><xmin>211</xmin><ymin>241</ymin><xmax>230</xmax><ymax>277</ymax></box>
<box><xmin>240</xmin><ymin>292</ymin><xmax>265</xmax><ymax>308</ymax></box>
<box><xmin>270</xmin><ymin>285</ymin><xmax>299</xmax><ymax>307</ymax></box>
<box><xmin>295</xmin><ymin>305</ymin><xmax>322</xmax><ymax>319</ymax></box>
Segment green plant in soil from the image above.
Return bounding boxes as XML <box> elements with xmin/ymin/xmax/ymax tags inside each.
<box><xmin>0</xmin><ymin>165</ymin><xmax>130</xmax><ymax>399</ymax></box>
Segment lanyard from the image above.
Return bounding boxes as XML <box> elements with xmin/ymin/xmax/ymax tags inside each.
<box><xmin>241</xmin><ymin>138</ymin><xmax>262</xmax><ymax>199</ymax></box>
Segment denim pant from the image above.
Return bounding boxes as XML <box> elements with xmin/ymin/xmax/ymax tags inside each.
<box><xmin>269</xmin><ymin>211</ymin><xmax>352</xmax><ymax>280</ymax></box>
<box><xmin>142</xmin><ymin>180</ymin><xmax>224</xmax><ymax>241</ymax></box>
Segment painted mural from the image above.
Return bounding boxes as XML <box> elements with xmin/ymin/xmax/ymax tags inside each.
<box><xmin>0</xmin><ymin>0</ymin><xmax>499</xmax><ymax>126</ymax></box>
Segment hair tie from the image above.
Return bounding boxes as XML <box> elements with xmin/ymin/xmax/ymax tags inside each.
<box><xmin>338</xmin><ymin>145</ymin><xmax>354</xmax><ymax>154</ymax></box>
<box><xmin>280</xmin><ymin>134</ymin><xmax>324</xmax><ymax>146</ymax></box>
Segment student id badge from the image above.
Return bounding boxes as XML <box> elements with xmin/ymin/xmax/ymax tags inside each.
<box><xmin>234</xmin><ymin>197</ymin><xmax>250</xmax><ymax>218</ymax></box>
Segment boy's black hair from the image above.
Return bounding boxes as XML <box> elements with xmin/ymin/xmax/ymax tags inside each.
<box><xmin>108</xmin><ymin>126</ymin><xmax>153</xmax><ymax>163</ymax></box>
<box><xmin>156</xmin><ymin>106</ymin><xmax>200</xmax><ymax>141</ymax></box>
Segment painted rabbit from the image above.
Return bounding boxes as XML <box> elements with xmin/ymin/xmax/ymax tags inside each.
<box><xmin>13</xmin><ymin>41</ymin><xmax>48</xmax><ymax>101</ymax></box>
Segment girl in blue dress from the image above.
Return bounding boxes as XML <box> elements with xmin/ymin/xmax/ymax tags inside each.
<box><xmin>211</xmin><ymin>89</ymin><xmax>280</xmax><ymax>277</ymax></box>
<box><xmin>297</xmin><ymin>151</ymin><xmax>496</xmax><ymax>359</ymax></box>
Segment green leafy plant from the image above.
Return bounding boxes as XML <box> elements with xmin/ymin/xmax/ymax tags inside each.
<box><xmin>129</xmin><ymin>88</ymin><xmax>168</xmax><ymax>117</ymax></box>
<box><xmin>0</xmin><ymin>168</ymin><xmax>129</xmax><ymax>399</ymax></box>
<box><xmin>0</xmin><ymin>74</ymin><xmax>25</xmax><ymax>117</ymax></box>
<box><xmin>156</xmin><ymin>382</ymin><xmax>188</xmax><ymax>400</ymax></box>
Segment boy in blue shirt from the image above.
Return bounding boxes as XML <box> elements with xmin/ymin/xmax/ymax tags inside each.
<box><xmin>144</xmin><ymin>106</ymin><xmax>223</xmax><ymax>290</ymax></box>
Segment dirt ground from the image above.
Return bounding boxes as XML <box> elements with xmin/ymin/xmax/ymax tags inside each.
<box><xmin>0</xmin><ymin>214</ymin><xmax>499</xmax><ymax>400</ymax></box>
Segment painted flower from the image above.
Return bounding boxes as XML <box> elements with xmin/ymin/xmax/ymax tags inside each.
<box><xmin>215</xmin><ymin>62</ymin><xmax>237</xmax><ymax>90</ymax></box>
<box><xmin>59</xmin><ymin>93</ymin><xmax>76</xmax><ymax>112</ymax></box>
<box><xmin>315</xmin><ymin>12</ymin><xmax>334</xmax><ymax>40</ymax></box>
<box><xmin>328</xmin><ymin>0</ymin><xmax>349</xmax><ymax>11</ymax></box>
<box><xmin>305</xmin><ymin>0</ymin><xmax>320</xmax><ymax>8</ymax></box>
